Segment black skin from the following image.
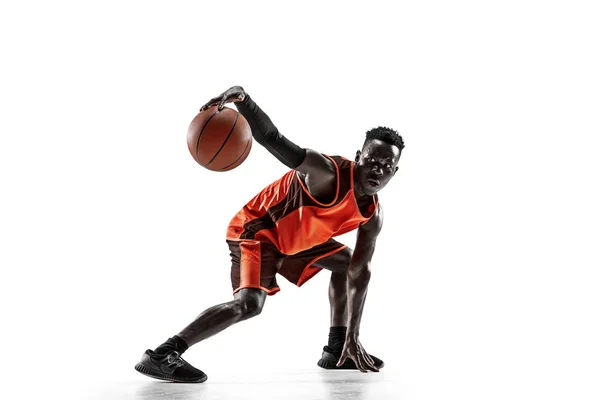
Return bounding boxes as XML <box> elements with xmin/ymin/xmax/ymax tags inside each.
<box><xmin>181</xmin><ymin>86</ymin><xmax>401</xmax><ymax>372</ymax></box>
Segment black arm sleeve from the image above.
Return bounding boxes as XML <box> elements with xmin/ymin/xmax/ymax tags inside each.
<box><xmin>235</xmin><ymin>94</ymin><xmax>306</xmax><ymax>169</ymax></box>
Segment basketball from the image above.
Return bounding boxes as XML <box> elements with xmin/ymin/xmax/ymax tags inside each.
<box><xmin>187</xmin><ymin>106</ymin><xmax>252</xmax><ymax>171</ymax></box>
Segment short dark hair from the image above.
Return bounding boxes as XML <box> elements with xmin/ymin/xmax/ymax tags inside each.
<box><xmin>365</xmin><ymin>126</ymin><xmax>405</xmax><ymax>152</ymax></box>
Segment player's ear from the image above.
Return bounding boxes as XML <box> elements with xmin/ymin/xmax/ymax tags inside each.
<box><xmin>393</xmin><ymin>166</ymin><xmax>399</xmax><ymax>175</ymax></box>
<box><xmin>355</xmin><ymin>150</ymin><xmax>361</xmax><ymax>162</ymax></box>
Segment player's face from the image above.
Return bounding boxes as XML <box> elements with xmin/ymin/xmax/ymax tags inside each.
<box><xmin>354</xmin><ymin>139</ymin><xmax>401</xmax><ymax>196</ymax></box>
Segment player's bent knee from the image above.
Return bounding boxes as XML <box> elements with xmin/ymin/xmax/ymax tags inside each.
<box><xmin>239</xmin><ymin>297</ymin><xmax>263</xmax><ymax>319</ymax></box>
<box><xmin>341</xmin><ymin>246</ymin><xmax>353</xmax><ymax>261</ymax></box>
<box><xmin>236</xmin><ymin>289</ymin><xmax>266</xmax><ymax>319</ymax></box>
<box><xmin>321</xmin><ymin>246</ymin><xmax>353</xmax><ymax>273</ymax></box>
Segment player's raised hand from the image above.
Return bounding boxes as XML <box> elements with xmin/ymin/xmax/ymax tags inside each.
<box><xmin>337</xmin><ymin>337</ymin><xmax>379</xmax><ymax>373</ymax></box>
<box><xmin>200</xmin><ymin>86</ymin><xmax>247</xmax><ymax>112</ymax></box>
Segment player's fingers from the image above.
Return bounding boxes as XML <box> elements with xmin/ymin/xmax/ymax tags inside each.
<box><xmin>354</xmin><ymin>355</ymin><xmax>368</xmax><ymax>373</ymax></box>
<box><xmin>336</xmin><ymin>355</ymin><xmax>347</xmax><ymax>367</ymax></box>
<box><xmin>364</xmin><ymin>353</ymin><xmax>378</xmax><ymax>371</ymax></box>
<box><xmin>218</xmin><ymin>95</ymin><xmax>227</xmax><ymax>110</ymax></box>
<box><xmin>200</xmin><ymin>97</ymin><xmax>220</xmax><ymax>111</ymax></box>
<box><xmin>355</xmin><ymin>349</ymin><xmax>376</xmax><ymax>372</ymax></box>
<box><xmin>360</xmin><ymin>348</ymin><xmax>379</xmax><ymax>372</ymax></box>
<box><xmin>364</xmin><ymin>356</ymin><xmax>379</xmax><ymax>372</ymax></box>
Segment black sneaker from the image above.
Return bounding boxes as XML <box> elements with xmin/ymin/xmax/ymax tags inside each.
<box><xmin>317</xmin><ymin>346</ymin><xmax>385</xmax><ymax>370</ymax></box>
<box><xmin>134</xmin><ymin>350</ymin><xmax>207</xmax><ymax>383</ymax></box>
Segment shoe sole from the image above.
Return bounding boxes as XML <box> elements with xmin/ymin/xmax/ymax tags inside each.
<box><xmin>134</xmin><ymin>363</ymin><xmax>208</xmax><ymax>383</ymax></box>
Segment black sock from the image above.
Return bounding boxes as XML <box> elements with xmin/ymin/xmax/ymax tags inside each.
<box><xmin>328</xmin><ymin>326</ymin><xmax>347</xmax><ymax>353</ymax></box>
<box><xmin>154</xmin><ymin>335</ymin><xmax>189</xmax><ymax>356</ymax></box>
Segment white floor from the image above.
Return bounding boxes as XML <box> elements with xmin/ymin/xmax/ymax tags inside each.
<box><xmin>93</xmin><ymin>368</ymin><xmax>403</xmax><ymax>400</ymax></box>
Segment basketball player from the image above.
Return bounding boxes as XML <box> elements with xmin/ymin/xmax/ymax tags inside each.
<box><xmin>135</xmin><ymin>86</ymin><xmax>405</xmax><ymax>383</ymax></box>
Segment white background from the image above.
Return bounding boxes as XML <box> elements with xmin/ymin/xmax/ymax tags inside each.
<box><xmin>1</xmin><ymin>0</ymin><xmax>599</xmax><ymax>399</ymax></box>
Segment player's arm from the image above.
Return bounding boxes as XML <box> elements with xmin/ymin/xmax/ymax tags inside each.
<box><xmin>338</xmin><ymin>203</ymin><xmax>384</xmax><ymax>372</ymax></box>
<box><xmin>200</xmin><ymin>86</ymin><xmax>335</xmax><ymax>182</ymax></box>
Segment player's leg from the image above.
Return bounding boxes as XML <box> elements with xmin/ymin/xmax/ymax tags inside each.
<box><xmin>312</xmin><ymin>246</ymin><xmax>384</xmax><ymax>369</ymax></box>
<box><xmin>312</xmin><ymin>246</ymin><xmax>351</xmax><ymax>327</ymax></box>
<box><xmin>135</xmin><ymin>240</ymin><xmax>280</xmax><ymax>383</ymax></box>
<box><xmin>134</xmin><ymin>288</ymin><xmax>267</xmax><ymax>383</ymax></box>
<box><xmin>178</xmin><ymin>288</ymin><xmax>266</xmax><ymax>346</ymax></box>
<box><xmin>312</xmin><ymin>246</ymin><xmax>351</xmax><ymax>357</ymax></box>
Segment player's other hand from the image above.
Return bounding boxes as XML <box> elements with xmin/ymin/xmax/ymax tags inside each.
<box><xmin>337</xmin><ymin>336</ymin><xmax>379</xmax><ymax>372</ymax></box>
<box><xmin>200</xmin><ymin>86</ymin><xmax>247</xmax><ymax>112</ymax></box>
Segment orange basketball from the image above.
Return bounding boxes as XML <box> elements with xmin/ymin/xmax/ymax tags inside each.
<box><xmin>187</xmin><ymin>106</ymin><xmax>252</xmax><ymax>171</ymax></box>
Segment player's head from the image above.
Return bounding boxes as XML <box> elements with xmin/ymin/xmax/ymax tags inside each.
<box><xmin>354</xmin><ymin>127</ymin><xmax>404</xmax><ymax>196</ymax></box>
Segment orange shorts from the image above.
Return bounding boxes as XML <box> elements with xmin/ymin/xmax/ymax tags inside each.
<box><xmin>227</xmin><ymin>239</ymin><xmax>347</xmax><ymax>296</ymax></box>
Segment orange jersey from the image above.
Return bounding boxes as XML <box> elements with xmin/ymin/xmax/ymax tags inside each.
<box><xmin>226</xmin><ymin>155</ymin><xmax>378</xmax><ymax>255</ymax></box>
